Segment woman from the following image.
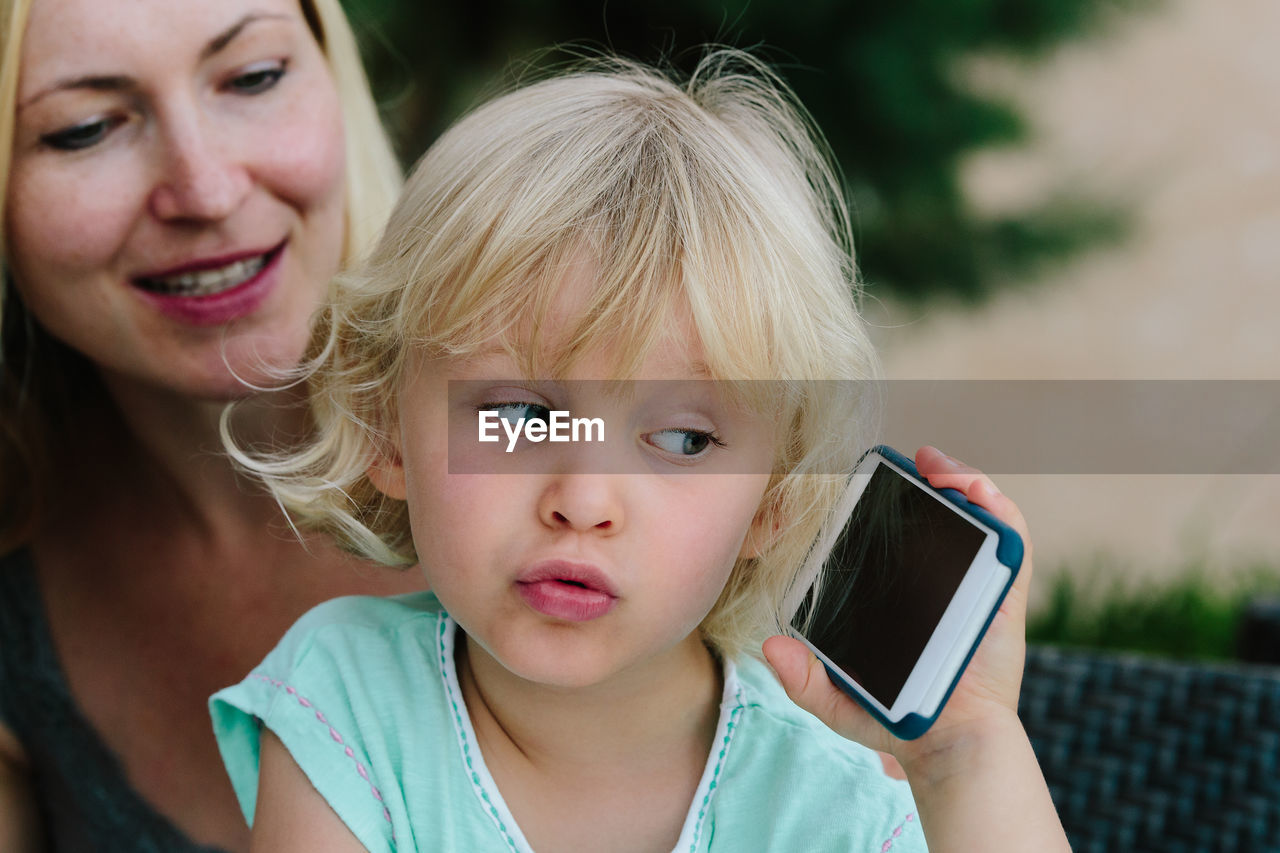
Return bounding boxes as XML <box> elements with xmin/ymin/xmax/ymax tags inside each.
<box><xmin>0</xmin><ymin>0</ymin><xmax>425</xmax><ymax>849</ymax></box>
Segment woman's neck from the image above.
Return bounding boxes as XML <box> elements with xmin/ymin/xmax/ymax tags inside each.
<box><xmin>458</xmin><ymin>630</ymin><xmax>723</xmax><ymax>852</ymax></box>
<box><xmin>90</xmin><ymin>368</ymin><xmax>311</xmax><ymax>540</ymax></box>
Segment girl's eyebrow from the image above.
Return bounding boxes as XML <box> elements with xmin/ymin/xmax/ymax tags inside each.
<box><xmin>16</xmin><ymin>12</ymin><xmax>292</xmax><ymax>112</ymax></box>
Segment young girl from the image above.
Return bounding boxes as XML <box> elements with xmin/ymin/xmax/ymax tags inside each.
<box><xmin>211</xmin><ymin>52</ymin><xmax>1068</xmax><ymax>852</ymax></box>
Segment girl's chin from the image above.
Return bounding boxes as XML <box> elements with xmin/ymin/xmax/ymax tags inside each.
<box><xmin>487</xmin><ymin>643</ymin><xmax>629</xmax><ymax>691</ymax></box>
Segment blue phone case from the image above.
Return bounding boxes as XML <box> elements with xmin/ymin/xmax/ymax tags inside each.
<box><xmin>817</xmin><ymin>445</ymin><xmax>1023</xmax><ymax>740</ymax></box>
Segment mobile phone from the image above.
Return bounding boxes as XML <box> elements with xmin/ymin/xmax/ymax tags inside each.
<box><xmin>790</xmin><ymin>445</ymin><xmax>1022</xmax><ymax>740</ymax></box>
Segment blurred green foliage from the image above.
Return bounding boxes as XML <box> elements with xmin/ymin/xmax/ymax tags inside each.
<box><xmin>1028</xmin><ymin>560</ymin><xmax>1280</xmax><ymax>661</ymax></box>
<box><xmin>343</xmin><ymin>0</ymin><xmax>1149</xmax><ymax>301</ymax></box>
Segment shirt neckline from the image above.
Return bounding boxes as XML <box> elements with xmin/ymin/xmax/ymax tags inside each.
<box><xmin>434</xmin><ymin>613</ymin><xmax>745</xmax><ymax>853</ymax></box>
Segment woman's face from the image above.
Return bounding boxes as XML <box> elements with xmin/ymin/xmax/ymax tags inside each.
<box><xmin>5</xmin><ymin>0</ymin><xmax>347</xmax><ymax>399</ymax></box>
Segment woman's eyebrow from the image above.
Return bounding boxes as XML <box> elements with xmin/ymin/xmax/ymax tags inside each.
<box><xmin>202</xmin><ymin>11</ymin><xmax>292</xmax><ymax>60</ymax></box>
<box><xmin>17</xmin><ymin>74</ymin><xmax>134</xmax><ymax>112</ymax></box>
<box><xmin>17</xmin><ymin>12</ymin><xmax>293</xmax><ymax>112</ymax></box>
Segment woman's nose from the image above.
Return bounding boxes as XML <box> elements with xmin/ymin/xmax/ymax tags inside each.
<box><xmin>147</xmin><ymin>115</ymin><xmax>251</xmax><ymax>222</ymax></box>
<box><xmin>538</xmin><ymin>475</ymin><xmax>624</xmax><ymax>535</ymax></box>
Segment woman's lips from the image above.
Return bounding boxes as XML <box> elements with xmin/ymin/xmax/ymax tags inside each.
<box><xmin>136</xmin><ymin>254</ymin><xmax>269</xmax><ymax>296</ymax></box>
<box><xmin>131</xmin><ymin>241</ymin><xmax>286</xmax><ymax>327</ymax></box>
<box><xmin>516</xmin><ymin>561</ymin><xmax>619</xmax><ymax>622</ymax></box>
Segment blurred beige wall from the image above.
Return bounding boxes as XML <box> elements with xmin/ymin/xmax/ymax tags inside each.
<box><xmin>868</xmin><ymin>0</ymin><xmax>1280</xmax><ymax>605</ymax></box>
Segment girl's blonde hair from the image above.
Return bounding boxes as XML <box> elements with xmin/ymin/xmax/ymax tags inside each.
<box><xmin>0</xmin><ymin>0</ymin><xmax>403</xmax><ymax>550</ymax></box>
<box><xmin>241</xmin><ymin>51</ymin><xmax>881</xmax><ymax>658</ymax></box>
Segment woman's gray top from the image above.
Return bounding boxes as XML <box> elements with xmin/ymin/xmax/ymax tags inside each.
<box><xmin>0</xmin><ymin>549</ymin><xmax>228</xmax><ymax>852</ymax></box>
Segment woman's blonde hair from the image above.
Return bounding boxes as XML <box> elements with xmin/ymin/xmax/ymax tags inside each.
<box><xmin>239</xmin><ymin>50</ymin><xmax>881</xmax><ymax>659</ymax></box>
<box><xmin>0</xmin><ymin>0</ymin><xmax>403</xmax><ymax>551</ymax></box>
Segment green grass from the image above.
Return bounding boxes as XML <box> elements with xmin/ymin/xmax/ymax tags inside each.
<box><xmin>1027</xmin><ymin>560</ymin><xmax>1280</xmax><ymax>661</ymax></box>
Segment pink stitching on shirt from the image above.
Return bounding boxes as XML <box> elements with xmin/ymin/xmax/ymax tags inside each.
<box><xmin>879</xmin><ymin>812</ymin><xmax>915</xmax><ymax>851</ymax></box>
<box><xmin>249</xmin><ymin>672</ymin><xmax>395</xmax><ymax>836</ymax></box>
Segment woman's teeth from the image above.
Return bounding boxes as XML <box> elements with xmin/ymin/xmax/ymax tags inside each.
<box><xmin>137</xmin><ymin>254</ymin><xmax>268</xmax><ymax>296</ymax></box>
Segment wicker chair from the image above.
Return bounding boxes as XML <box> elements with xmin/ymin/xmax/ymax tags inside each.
<box><xmin>1019</xmin><ymin>646</ymin><xmax>1280</xmax><ymax>852</ymax></box>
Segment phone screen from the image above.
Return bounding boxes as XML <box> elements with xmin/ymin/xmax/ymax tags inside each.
<box><xmin>793</xmin><ymin>462</ymin><xmax>985</xmax><ymax>709</ymax></box>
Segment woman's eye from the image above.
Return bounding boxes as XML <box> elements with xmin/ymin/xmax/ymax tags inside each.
<box><xmin>647</xmin><ymin>429</ymin><xmax>724</xmax><ymax>457</ymax></box>
<box><xmin>40</xmin><ymin>116</ymin><xmax>124</xmax><ymax>151</ymax></box>
<box><xmin>227</xmin><ymin>61</ymin><xmax>287</xmax><ymax>95</ymax></box>
<box><xmin>486</xmin><ymin>402</ymin><xmax>552</xmax><ymax>426</ymax></box>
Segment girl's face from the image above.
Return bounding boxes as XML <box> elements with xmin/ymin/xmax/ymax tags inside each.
<box><xmin>5</xmin><ymin>0</ymin><xmax>346</xmax><ymax>399</ymax></box>
<box><xmin>372</xmin><ymin>277</ymin><xmax>776</xmax><ymax>691</ymax></box>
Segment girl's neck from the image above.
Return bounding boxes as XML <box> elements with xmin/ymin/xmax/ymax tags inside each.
<box><xmin>460</xmin><ymin>630</ymin><xmax>722</xmax><ymax>767</ymax></box>
<box><xmin>458</xmin><ymin>630</ymin><xmax>723</xmax><ymax>851</ymax></box>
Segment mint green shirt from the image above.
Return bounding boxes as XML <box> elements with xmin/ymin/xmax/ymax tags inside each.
<box><xmin>210</xmin><ymin>593</ymin><xmax>925</xmax><ymax>852</ymax></box>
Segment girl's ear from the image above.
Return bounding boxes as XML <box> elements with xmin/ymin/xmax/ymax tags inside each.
<box><xmin>738</xmin><ymin>496</ymin><xmax>783</xmax><ymax>560</ymax></box>
<box><xmin>366</xmin><ymin>437</ymin><xmax>408</xmax><ymax>500</ymax></box>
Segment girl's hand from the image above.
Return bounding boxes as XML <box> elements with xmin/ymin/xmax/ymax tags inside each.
<box><xmin>765</xmin><ymin>447</ymin><xmax>1069</xmax><ymax>852</ymax></box>
<box><xmin>762</xmin><ymin>445</ymin><xmax>1032</xmax><ymax>768</ymax></box>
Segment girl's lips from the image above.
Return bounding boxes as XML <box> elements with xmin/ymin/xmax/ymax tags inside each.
<box><xmin>131</xmin><ymin>241</ymin><xmax>286</xmax><ymax>327</ymax></box>
<box><xmin>516</xmin><ymin>560</ymin><xmax>619</xmax><ymax>622</ymax></box>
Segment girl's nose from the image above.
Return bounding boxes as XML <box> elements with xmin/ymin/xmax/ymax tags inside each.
<box><xmin>538</xmin><ymin>475</ymin><xmax>624</xmax><ymax>535</ymax></box>
<box><xmin>147</xmin><ymin>116</ymin><xmax>251</xmax><ymax>222</ymax></box>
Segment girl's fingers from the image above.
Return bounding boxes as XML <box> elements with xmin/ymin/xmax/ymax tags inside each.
<box><xmin>914</xmin><ymin>446</ymin><xmax>1033</xmax><ymax>566</ymax></box>
<box><xmin>761</xmin><ymin>635</ymin><xmax>886</xmax><ymax>750</ymax></box>
<box><xmin>915</xmin><ymin>446</ymin><xmax>998</xmax><ymax>503</ymax></box>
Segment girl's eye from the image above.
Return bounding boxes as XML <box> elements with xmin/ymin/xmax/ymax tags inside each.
<box><xmin>227</xmin><ymin>61</ymin><xmax>287</xmax><ymax>95</ymax></box>
<box><xmin>40</xmin><ymin>115</ymin><xmax>125</xmax><ymax>152</ymax></box>
<box><xmin>485</xmin><ymin>402</ymin><xmax>552</xmax><ymax>426</ymax></box>
<box><xmin>647</xmin><ymin>429</ymin><xmax>725</xmax><ymax>457</ymax></box>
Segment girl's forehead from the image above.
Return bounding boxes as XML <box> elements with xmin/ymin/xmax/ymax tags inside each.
<box><xmin>453</xmin><ymin>323</ymin><xmax>712</xmax><ymax>383</ymax></box>
<box><xmin>493</xmin><ymin>251</ymin><xmax>705</xmax><ymax>380</ymax></box>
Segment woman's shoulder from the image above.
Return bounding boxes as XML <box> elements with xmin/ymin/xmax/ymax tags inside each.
<box><xmin>0</xmin><ymin>548</ymin><xmax>36</xmax><ymax>611</ymax></box>
<box><xmin>0</xmin><ymin>549</ymin><xmax>41</xmax><ymax>721</ymax></box>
